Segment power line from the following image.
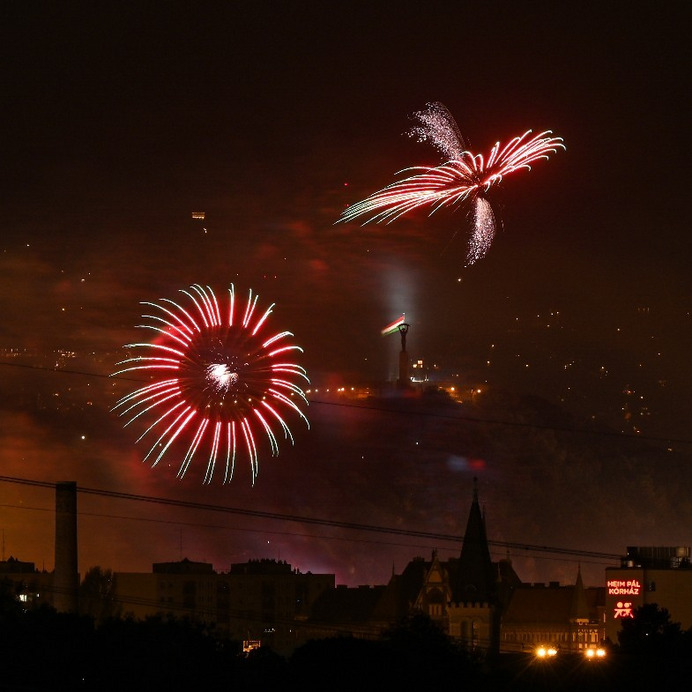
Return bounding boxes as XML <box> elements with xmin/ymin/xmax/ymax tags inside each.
<box><xmin>0</xmin><ymin>359</ymin><xmax>688</xmax><ymax>446</ymax></box>
<box><xmin>0</xmin><ymin>475</ymin><xmax>621</xmax><ymax>562</ymax></box>
<box><xmin>310</xmin><ymin>397</ymin><xmax>689</xmax><ymax>446</ymax></box>
<box><xmin>0</xmin><ymin>502</ymin><xmax>615</xmax><ymax>568</ymax></box>
<box><xmin>0</xmin><ymin>359</ymin><xmax>119</xmax><ymax>381</ymax></box>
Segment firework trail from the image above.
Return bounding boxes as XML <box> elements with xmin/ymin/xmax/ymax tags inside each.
<box><xmin>339</xmin><ymin>102</ymin><xmax>565</xmax><ymax>265</ymax></box>
<box><xmin>112</xmin><ymin>284</ymin><xmax>309</xmax><ymax>485</ymax></box>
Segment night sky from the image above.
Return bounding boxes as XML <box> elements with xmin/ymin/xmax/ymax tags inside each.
<box><xmin>1</xmin><ymin>2</ymin><xmax>690</xmax><ymax>588</ymax></box>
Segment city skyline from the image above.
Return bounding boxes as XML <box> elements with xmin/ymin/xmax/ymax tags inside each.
<box><xmin>1</xmin><ymin>3</ymin><xmax>690</xmax><ymax>588</ymax></box>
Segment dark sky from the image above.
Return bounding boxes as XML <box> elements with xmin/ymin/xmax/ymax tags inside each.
<box><xmin>1</xmin><ymin>2</ymin><xmax>690</xmax><ymax>588</ymax></box>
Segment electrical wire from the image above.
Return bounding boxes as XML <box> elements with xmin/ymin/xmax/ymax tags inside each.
<box><xmin>0</xmin><ymin>475</ymin><xmax>621</xmax><ymax>563</ymax></box>
<box><xmin>0</xmin><ymin>359</ymin><xmax>688</xmax><ymax>446</ymax></box>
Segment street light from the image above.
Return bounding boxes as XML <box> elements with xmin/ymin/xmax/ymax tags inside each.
<box><xmin>584</xmin><ymin>647</ymin><xmax>607</xmax><ymax>660</ymax></box>
<box><xmin>535</xmin><ymin>645</ymin><xmax>558</xmax><ymax>659</ymax></box>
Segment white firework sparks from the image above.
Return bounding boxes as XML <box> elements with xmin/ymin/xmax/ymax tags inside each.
<box><xmin>112</xmin><ymin>284</ymin><xmax>310</xmax><ymax>485</ymax></box>
<box><xmin>205</xmin><ymin>363</ymin><xmax>239</xmax><ymax>394</ymax></box>
<box><xmin>407</xmin><ymin>101</ymin><xmax>466</xmax><ymax>161</ymax></box>
<box><xmin>468</xmin><ymin>196</ymin><xmax>496</xmax><ymax>265</ymax></box>
<box><xmin>340</xmin><ymin>102</ymin><xmax>564</xmax><ymax>266</ymax></box>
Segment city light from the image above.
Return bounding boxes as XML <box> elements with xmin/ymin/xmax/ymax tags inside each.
<box><xmin>535</xmin><ymin>645</ymin><xmax>558</xmax><ymax>658</ymax></box>
<box><xmin>584</xmin><ymin>647</ymin><xmax>607</xmax><ymax>659</ymax></box>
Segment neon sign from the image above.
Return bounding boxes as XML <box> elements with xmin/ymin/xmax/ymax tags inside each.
<box><xmin>607</xmin><ymin>579</ymin><xmax>641</xmax><ymax>596</ymax></box>
<box><xmin>614</xmin><ymin>601</ymin><xmax>633</xmax><ymax>618</ymax></box>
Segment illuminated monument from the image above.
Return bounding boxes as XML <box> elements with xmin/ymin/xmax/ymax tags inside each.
<box><xmin>396</xmin><ymin>321</ymin><xmax>411</xmax><ymax>389</ymax></box>
<box><xmin>381</xmin><ymin>314</ymin><xmax>412</xmax><ymax>389</ymax></box>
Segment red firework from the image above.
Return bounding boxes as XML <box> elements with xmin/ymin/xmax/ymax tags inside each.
<box><xmin>112</xmin><ymin>284</ymin><xmax>309</xmax><ymax>484</ymax></box>
<box><xmin>339</xmin><ymin>102</ymin><xmax>565</xmax><ymax>265</ymax></box>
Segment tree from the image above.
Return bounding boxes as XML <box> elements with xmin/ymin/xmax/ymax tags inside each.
<box><xmin>79</xmin><ymin>566</ymin><xmax>119</xmax><ymax>623</ymax></box>
<box><xmin>289</xmin><ymin>636</ymin><xmax>385</xmax><ymax>691</ymax></box>
<box><xmin>381</xmin><ymin>613</ymin><xmax>480</xmax><ymax>686</ymax></box>
<box><xmin>617</xmin><ymin>603</ymin><xmax>692</xmax><ymax>686</ymax></box>
<box><xmin>617</xmin><ymin>603</ymin><xmax>683</xmax><ymax>654</ymax></box>
<box><xmin>0</xmin><ymin>577</ymin><xmax>23</xmax><ymax>617</ymax></box>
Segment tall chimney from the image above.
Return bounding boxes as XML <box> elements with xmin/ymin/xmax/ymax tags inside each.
<box><xmin>54</xmin><ymin>481</ymin><xmax>78</xmax><ymax>613</ymax></box>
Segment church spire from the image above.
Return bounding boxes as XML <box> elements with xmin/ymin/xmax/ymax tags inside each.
<box><xmin>569</xmin><ymin>564</ymin><xmax>590</xmax><ymax>623</ymax></box>
<box><xmin>454</xmin><ymin>478</ymin><xmax>495</xmax><ymax>604</ymax></box>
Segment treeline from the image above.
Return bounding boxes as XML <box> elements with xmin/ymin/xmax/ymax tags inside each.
<box><xmin>0</xmin><ymin>593</ymin><xmax>479</xmax><ymax>691</ymax></box>
<box><xmin>3</xmin><ymin>579</ymin><xmax>692</xmax><ymax>691</ymax></box>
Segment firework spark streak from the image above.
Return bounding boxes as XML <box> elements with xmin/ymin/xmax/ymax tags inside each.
<box><xmin>339</xmin><ymin>102</ymin><xmax>565</xmax><ymax>265</ymax></box>
<box><xmin>112</xmin><ymin>284</ymin><xmax>309</xmax><ymax>484</ymax></box>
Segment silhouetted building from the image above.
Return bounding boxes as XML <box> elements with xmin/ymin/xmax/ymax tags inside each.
<box><xmin>605</xmin><ymin>545</ymin><xmax>692</xmax><ymax>642</ymax></box>
<box><xmin>368</xmin><ymin>555</ymin><xmax>432</xmax><ymax>630</ymax></box>
<box><xmin>363</xmin><ymin>487</ymin><xmax>607</xmax><ymax>655</ymax></box>
<box><xmin>0</xmin><ymin>557</ymin><xmax>53</xmax><ymax>609</ymax></box>
<box><xmin>114</xmin><ymin>557</ymin><xmax>334</xmax><ymax>655</ymax></box>
<box><xmin>412</xmin><ymin>551</ymin><xmax>452</xmax><ymax>629</ymax></box>
<box><xmin>446</xmin><ymin>479</ymin><xmax>508</xmax><ymax>651</ymax></box>
<box><xmin>500</xmin><ymin>568</ymin><xmax>606</xmax><ymax>653</ymax></box>
<box><xmin>228</xmin><ymin>558</ymin><xmax>334</xmax><ymax>653</ymax></box>
<box><xmin>302</xmin><ymin>584</ymin><xmax>387</xmax><ymax>640</ymax></box>
<box><xmin>368</xmin><ymin>481</ymin><xmax>521</xmax><ymax>653</ymax></box>
<box><xmin>117</xmin><ymin>558</ymin><xmax>228</xmax><ymax>625</ymax></box>
<box><xmin>0</xmin><ymin>556</ymin><xmax>35</xmax><ymax>574</ymax></box>
<box><xmin>154</xmin><ymin>558</ymin><xmax>215</xmax><ymax>575</ymax></box>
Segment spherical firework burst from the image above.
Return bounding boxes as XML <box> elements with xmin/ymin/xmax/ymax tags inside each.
<box><xmin>339</xmin><ymin>102</ymin><xmax>565</xmax><ymax>265</ymax></box>
<box><xmin>112</xmin><ymin>284</ymin><xmax>309</xmax><ymax>484</ymax></box>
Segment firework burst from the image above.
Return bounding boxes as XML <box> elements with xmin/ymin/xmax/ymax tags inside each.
<box><xmin>339</xmin><ymin>102</ymin><xmax>565</xmax><ymax>265</ymax></box>
<box><xmin>112</xmin><ymin>284</ymin><xmax>309</xmax><ymax>484</ymax></box>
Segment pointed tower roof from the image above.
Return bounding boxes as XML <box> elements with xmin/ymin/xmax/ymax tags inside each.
<box><xmin>569</xmin><ymin>565</ymin><xmax>590</xmax><ymax>622</ymax></box>
<box><xmin>453</xmin><ymin>478</ymin><xmax>495</xmax><ymax>604</ymax></box>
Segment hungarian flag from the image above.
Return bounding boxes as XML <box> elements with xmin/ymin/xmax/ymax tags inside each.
<box><xmin>381</xmin><ymin>314</ymin><xmax>406</xmax><ymax>336</ymax></box>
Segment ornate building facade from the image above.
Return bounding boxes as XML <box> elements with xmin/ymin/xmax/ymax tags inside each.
<box><xmin>499</xmin><ymin>569</ymin><xmax>606</xmax><ymax>653</ymax></box>
<box><xmin>354</xmin><ymin>481</ymin><xmax>522</xmax><ymax>653</ymax></box>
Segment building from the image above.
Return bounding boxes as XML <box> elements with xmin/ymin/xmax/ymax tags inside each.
<box><xmin>294</xmin><ymin>583</ymin><xmax>387</xmax><ymax>642</ymax></box>
<box><xmin>1</xmin><ymin>478</ymin><xmax>624</xmax><ymax>657</ymax></box>
<box><xmin>0</xmin><ymin>483</ymin><xmax>79</xmax><ymax>613</ymax></box>
<box><xmin>0</xmin><ymin>557</ymin><xmax>54</xmax><ymax>609</ymax></box>
<box><xmin>352</xmin><ymin>481</ymin><xmax>522</xmax><ymax>653</ymax></box>
<box><xmin>114</xmin><ymin>557</ymin><xmax>334</xmax><ymax>655</ymax></box>
<box><xmin>605</xmin><ymin>546</ymin><xmax>692</xmax><ymax>642</ymax></box>
<box><xmin>302</xmin><ymin>483</ymin><xmax>609</xmax><ymax>657</ymax></box>
<box><xmin>446</xmin><ymin>480</ymin><xmax>516</xmax><ymax>652</ymax></box>
<box><xmin>115</xmin><ymin>558</ymin><xmax>220</xmax><ymax>624</ymax></box>
<box><xmin>499</xmin><ymin>569</ymin><xmax>605</xmax><ymax>653</ymax></box>
<box><xmin>226</xmin><ymin>558</ymin><xmax>334</xmax><ymax>653</ymax></box>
